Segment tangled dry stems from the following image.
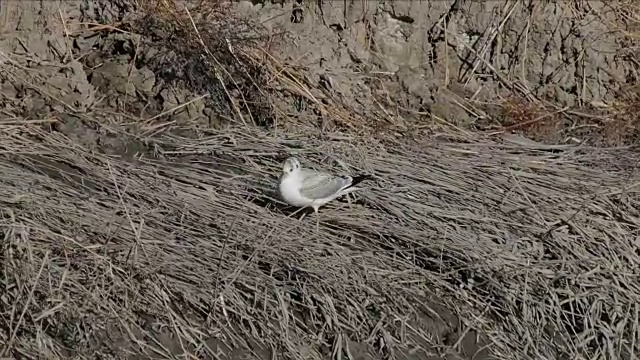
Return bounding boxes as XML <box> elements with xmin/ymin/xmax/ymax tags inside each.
<box><xmin>1</xmin><ymin>124</ymin><xmax>639</xmax><ymax>359</ymax></box>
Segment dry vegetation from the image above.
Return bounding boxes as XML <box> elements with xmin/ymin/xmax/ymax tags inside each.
<box><xmin>1</xmin><ymin>1</ymin><xmax>640</xmax><ymax>360</ymax></box>
<box><xmin>3</xmin><ymin>125</ymin><xmax>640</xmax><ymax>359</ymax></box>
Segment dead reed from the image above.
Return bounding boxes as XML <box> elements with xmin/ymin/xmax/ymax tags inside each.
<box><xmin>1</xmin><ymin>124</ymin><xmax>639</xmax><ymax>359</ymax></box>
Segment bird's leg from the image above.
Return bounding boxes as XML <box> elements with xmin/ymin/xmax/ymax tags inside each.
<box><xmin>314</xmin><ymin>207</ymin><xmax>320</xmax><ymax>233</ymax></box>
<box><xmin>342</xmin><ymin>187</ymin><xmax>358</xmax><ymax>208</ymax></box>
<box><xmin>345</xmin><ymin>192</ymin><xmax>353</xmax><ymax>207</ymax></box>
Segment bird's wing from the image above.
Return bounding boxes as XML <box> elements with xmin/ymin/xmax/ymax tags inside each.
<box><xmin>298</xmin><ymin>170</ymin><xmax>352</xmax><ymax>200</ymax></box>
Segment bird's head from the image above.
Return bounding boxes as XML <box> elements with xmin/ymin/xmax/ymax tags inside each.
<box><xmin>282</xmin><ymin>157</ymin><xmax>301</xmax><ymax>175</ymax></box>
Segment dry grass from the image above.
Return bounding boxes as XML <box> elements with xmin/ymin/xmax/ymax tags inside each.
<box><xmin>1</xmin><ymin>123</ymin><xmax>639</xmax><ymax>359</ymax></box>
<box><xmin>125</xmin><ymin>0</ymin><xmax>383</xmax><ymax>133</ymax></box>
<box><xmin>495</xmin><ymin>90</ymin><xmax>640</xmax><ymax>147</ymax></box>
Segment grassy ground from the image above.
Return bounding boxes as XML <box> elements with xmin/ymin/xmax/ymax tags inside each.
<box><xmin>3</xmin><ymin>125</ymin><xmax>640</xmax><ymax>359</ymax></box>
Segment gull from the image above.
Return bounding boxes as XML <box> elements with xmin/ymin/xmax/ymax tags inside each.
<box><xmin>278</xmin><ymin>156</ymin><xmax>372</xmax><ymax>230</ymax></box>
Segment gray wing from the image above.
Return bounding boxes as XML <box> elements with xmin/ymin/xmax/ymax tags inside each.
<box><xmin>299</xmin><ymin>169</ymin><xmax>352</xmax><ymax>200</ymax></box>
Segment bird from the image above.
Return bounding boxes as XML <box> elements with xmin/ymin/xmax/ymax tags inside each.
<box><xmin>278</xmin><ymin>156</ymin><xmax>372</xmax><ymax>230</ymax></box>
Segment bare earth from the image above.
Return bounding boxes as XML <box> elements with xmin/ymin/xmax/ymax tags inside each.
<box><xmin>0</xmin><ymin>1</ymin><xmax>639</xmax><ymax>359</ymax></box>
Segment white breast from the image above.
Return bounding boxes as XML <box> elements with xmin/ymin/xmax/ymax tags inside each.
<box><xmin>279</xmin><ymin>172</ymin><xmax>312</xmax><ymax>207</ymax></box>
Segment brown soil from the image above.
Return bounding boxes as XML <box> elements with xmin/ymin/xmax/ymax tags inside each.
<box><xmin>0</xmin><ymin>1</ymin><xmax>638</xmax><ymax>359</ymax></box>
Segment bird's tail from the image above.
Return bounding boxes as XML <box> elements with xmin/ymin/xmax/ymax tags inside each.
<box><xmin>345</xmin><ymin>174</ymin><xmax>374</xmax><ymax>190</ymax></box>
